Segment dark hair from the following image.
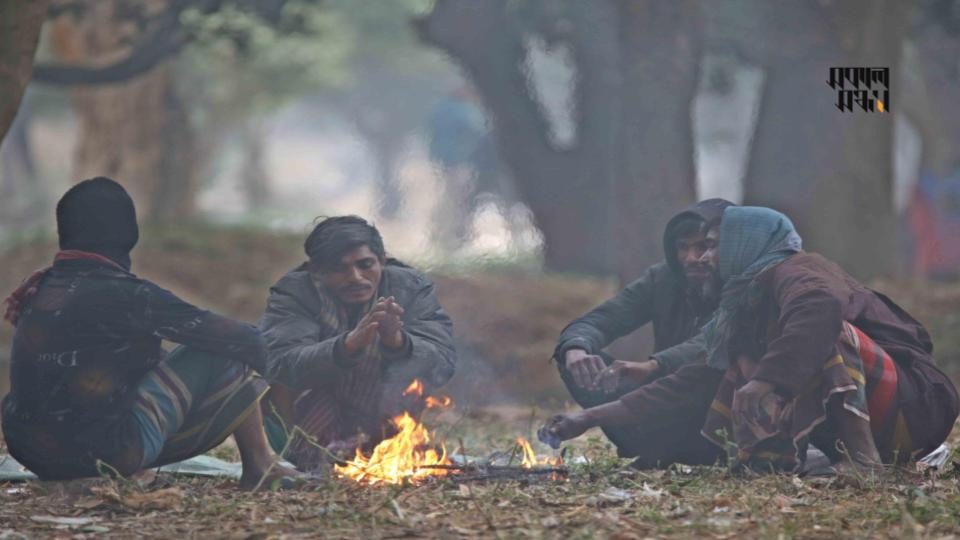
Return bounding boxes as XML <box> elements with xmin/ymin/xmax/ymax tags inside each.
<box><xmin>672</xmin><ymin>217</ymin><xmax>702</xmax><ymax>239</ymax></box>
<box><xmin>304</xmin><ymin>215</ymin><xmax>385</xmax><ymax>269</ymax></box>
<box><xmin>56</xmin><ymin>177</ymin><xmax>139</xmax><ymax>265</ymax></box>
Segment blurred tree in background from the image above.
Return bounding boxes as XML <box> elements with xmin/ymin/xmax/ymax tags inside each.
<box><xmin>705</xmin><ymin>0</ymin><xmax>908</xmax><ymax>281</ymax></box>
<box><xmin>2</xmin><ymin>0</ymin><xmax>959</xmax><ymax>281</ymax></box>
<box><xmin>1</xmin><ymin>0</ymin><xmax>446</xmax><ymax>225</ymax></box>
<box><xmin>417</xmin><ymin>0</ymin><xmax>700</xmax><ymax>278</ymax></box>
<box><xmin>317</xmin><ymin>0</ymin><xmax>450</xmax><ymax>219</ymax></box>
<box><xmin>0</xmin><ymin>0</ymin><xmax>49</xmax><ymax>159</ymax></box>
<box><xmin>903</xmin><ymin>0</ymin><xmax>960</xmax><ymax>179</ymax></box>
<box><xmin>0</xmin><ymin>0</ymin><xmax>51</xmax><ymax>231</ymax></box>
<box><xmin>177</xmin><ymin>1</ymin><xmax>351</xmax><ymax>212</ymax></box>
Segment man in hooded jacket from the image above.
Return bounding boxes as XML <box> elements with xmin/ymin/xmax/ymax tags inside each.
<box><xmin>549</xmin><ymin>199</ymin><xmax>733</xmax><ymax>466</ymax></box>
<box><xmin>1</xmin><ymin>177</ymin><xmax>297</xmax><ymax>489</ymax></box>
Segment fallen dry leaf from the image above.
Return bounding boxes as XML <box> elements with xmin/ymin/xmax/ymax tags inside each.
<box><xmin>90</xmin><ymin>485</ymin><xmax>184</xmax><ymax>511</ymax></box>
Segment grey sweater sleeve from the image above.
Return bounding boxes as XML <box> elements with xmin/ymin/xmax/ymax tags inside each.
<box><xmin>259</xmin><ymin>290</ymin><xmax>349</xmax><ymax>388</ymax></box>
<box><xmin>554</xmin><ymin>266</ymin><xmax>658</xmax><ymax>360</ymax></box>
<box><xmin>387</xmin><ymin>277</ymin><xmax>457</xmax><ymax>387</ymax></box>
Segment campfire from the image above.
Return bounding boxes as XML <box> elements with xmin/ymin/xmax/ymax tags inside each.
<box><xmin>334</xmin><ymin>380</ymin><xmax>565</xmax><ymax>485</ymax></box>
<box><xmin>334</xmin><ymin>380</ymin><xmax>454</xmax><ymax>485</ymax></box>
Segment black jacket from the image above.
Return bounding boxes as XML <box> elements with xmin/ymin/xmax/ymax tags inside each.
<box><xmin>555</xmin><ymin>199</ymin><xmax>732</xmax><ymax>371</ymax></box>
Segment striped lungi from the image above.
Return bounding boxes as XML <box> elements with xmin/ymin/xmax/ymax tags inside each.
<box><xmin>3</xmin><ymin>346</ymin><xmax>266</xmax><ymax>480</ymax></box>
<box><xmin>263</xmin><ymin>346</ymin><xmax>395</xmax><ymax>470</ymax></box>
<box><xmin>132</xmin><ymin>346</ymin><xmax>268</xmax><ymax>468</ymax></box>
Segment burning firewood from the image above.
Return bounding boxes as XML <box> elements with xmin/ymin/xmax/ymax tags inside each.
<box><xmin>334</xmin><ymin>380</ymin><xmax>567</xmax><ymax>485</ymax></box>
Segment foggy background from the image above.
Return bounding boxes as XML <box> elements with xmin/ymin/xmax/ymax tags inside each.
<box><xmin>1</xmin><ymin>0</ymin><xmax>959</xmax><ymax>405</ymax></box>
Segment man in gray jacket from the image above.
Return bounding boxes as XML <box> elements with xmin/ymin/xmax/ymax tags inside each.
<box><xmin>259</xmin><ymin>216</ymin><xmax>456</xmax><ymax>469</ymax></box>
<box><xmin>551</xmin><ymin>199</ymin><xmax>732</xmax><ymax>467</ymax></box>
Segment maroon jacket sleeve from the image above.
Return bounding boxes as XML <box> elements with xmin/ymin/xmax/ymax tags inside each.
<box><xmin>750</xmin><ymin>264</ymin><xmax>849</xmax><ymax>397</ymax></box>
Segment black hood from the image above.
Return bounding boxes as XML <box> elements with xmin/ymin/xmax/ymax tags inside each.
<box><xmin>56</xmin><ymin>177</ymin><xmax>139</xmax><ymax>270</ymax></box>
<box><xmin>662</xmin><ymin>198</ymin><xmax>734</xmax><ymax>276</ymax></box>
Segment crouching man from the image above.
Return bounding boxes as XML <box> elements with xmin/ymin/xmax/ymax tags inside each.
<box><xmin>1</xmin><ymin>178</ymin><xmax>297</xmax><ymax>489</ymax></box>
<box><xmin>696</xmin><ymin>206</ymin><xmax>958</xmax><ymax>472</ymax></box>
<box><xmin>260</xmin><ymin>216</ymin><xmax>456</xmax><ymax>469</ymax></box>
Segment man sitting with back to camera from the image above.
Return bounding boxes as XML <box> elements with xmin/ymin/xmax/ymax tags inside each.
<box><xmin>260</xmin><ymin>216</ymin><xmax>457</xmax><ymax>469</ymax></box>
<box><xmin>1</xmin><ymin>177</ymin><xmax>299</xmax><ymax>489</ymax></box>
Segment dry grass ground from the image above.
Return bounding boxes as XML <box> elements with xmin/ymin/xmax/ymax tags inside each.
<box><xmin>0</xmin><ymin>406</ymin><xmax>958</xmax><ymax>539</ymax></box>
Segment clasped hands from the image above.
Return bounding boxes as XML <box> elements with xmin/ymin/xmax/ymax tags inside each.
<box><xmin>343</xmin><ymin>296</ymin><xmax>405</xmax><ymax>356</ymax></box>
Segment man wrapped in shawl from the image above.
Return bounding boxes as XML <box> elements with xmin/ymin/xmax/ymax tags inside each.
<box><xmin>259</xmin><ymin>216</ymin><xmax>456</xmax><ymax>470</ymax></box>
<box><xmin>1</xmin><ymin>177</ymin><xmax>298</xmax><ymax>489</ymax></box>
<box><xmin>697</xmin><ymin>206</ymin><xmax>958</xmax><ymax>472</ymax></box>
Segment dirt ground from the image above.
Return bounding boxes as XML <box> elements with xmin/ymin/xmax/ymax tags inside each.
<box><xmin>0</xmin><ymin>406</ymin><xmax>958</xmax><ymax>539</ymax></box>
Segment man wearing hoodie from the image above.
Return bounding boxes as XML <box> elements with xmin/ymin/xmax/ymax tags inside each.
<box><xmin>550</xmin><ymin>199</ymin><xmax>733</xmax><ymax>466</ymax></box>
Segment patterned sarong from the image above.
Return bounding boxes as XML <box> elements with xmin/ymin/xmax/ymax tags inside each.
<box><xmin>3</xmin><ymin>346</ymin><xmax>265</xmax><ymax>480</ymax></box>
<box><xmin>702</xmin><ymin>322</ymin><xmax>915</xmax><ymax>471</ymax></box>
<box><xmin>132</xmin><ymin>346</ymin><xmax>268</xmax><ymax>468</ymax></box>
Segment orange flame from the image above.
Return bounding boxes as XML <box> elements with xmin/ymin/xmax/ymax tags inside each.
<box><xmin>335</xmin><ymin>379</ymin><xmax>455</xmax><ymax>485</ymax></box>
<box><xmin>403</xmin><ymin>379</ymin><xmax>424</xmax><ymax>397</ymax></box>
<box><xmin>335</xmin><ymin>412</ymin><xmax>452</xmax><ymax>485</ymax></box>
<box><xmin>426</xmin><ymin>395</ymin><xmax>452</xmax><ymax>408</ymax></box>
<box><xmin>516</xmin><ymin>437</ymin><xmax>563</xmax><ymax>468</ymax></box>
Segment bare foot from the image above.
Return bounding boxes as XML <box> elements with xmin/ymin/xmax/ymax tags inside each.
<box><xmin>239</xmin><ymin>463</ymin><xmax>305</xmax><ymax>491</ymax></box>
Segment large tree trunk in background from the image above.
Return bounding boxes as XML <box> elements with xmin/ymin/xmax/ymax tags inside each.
<box><xmin>0</xmin><ymin>0</ymin><xmax>49</xmax><ymax>147</ymax></box>
<box><xmin>417</xmin><ymin>0</ymin><xmax>618</xmax><ymax>275</ymax></box>
<box><xmin>735</xmin><ymin>0</ymin><xmax>907</xmax><ymax>281</ymax></box>
<box><xmin>902</xmin><ymin>26</ymin><xmax>960</xmax><ymax>179</ymax></box>
<box><xmin>606</xmin><ymin>0</ymin><xmax>701</xmax><ymax>360</ymax></box>
<box><xmin>615</xmin><ymin>0</ymin><xmax>700</xmax><ymax>283</ymax></box>
<box><xmin>419</xmin><ymin>0</ymin><xmax>700</xmax><ymax>280</ymax></box>
<box><xmin>50</xmin><ymin>1</ymin><xmax>199</xmax><ymax>222</ymax></box>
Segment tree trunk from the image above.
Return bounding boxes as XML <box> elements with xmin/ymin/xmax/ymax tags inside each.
<box><xmin>0</xmin><ymin>0</ymin><xmax>50</xmax><ymax>147</ymax></box>
<box><xmin>737</xmin><ymin>0</ymin><xmax>907</xmax><ymax>281</ymax></box>
<box><xmin>416</xmin><ymin>0</ymin><xmax>617</xmax><ymax>275</ymax></box>
<box><xmin>615</xmin><ymin>0</ymin><xmax>701</xmax><ymax>283</ymax></box>
<box><xmin>50</xmin><ymin>1</ymin><xmax>199</xmax><ymax>222</ymax></box>
<box><xmin>901</xmin><ymin>26</ymin><xmax>960</xmax><ymax>179</ymax></box>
